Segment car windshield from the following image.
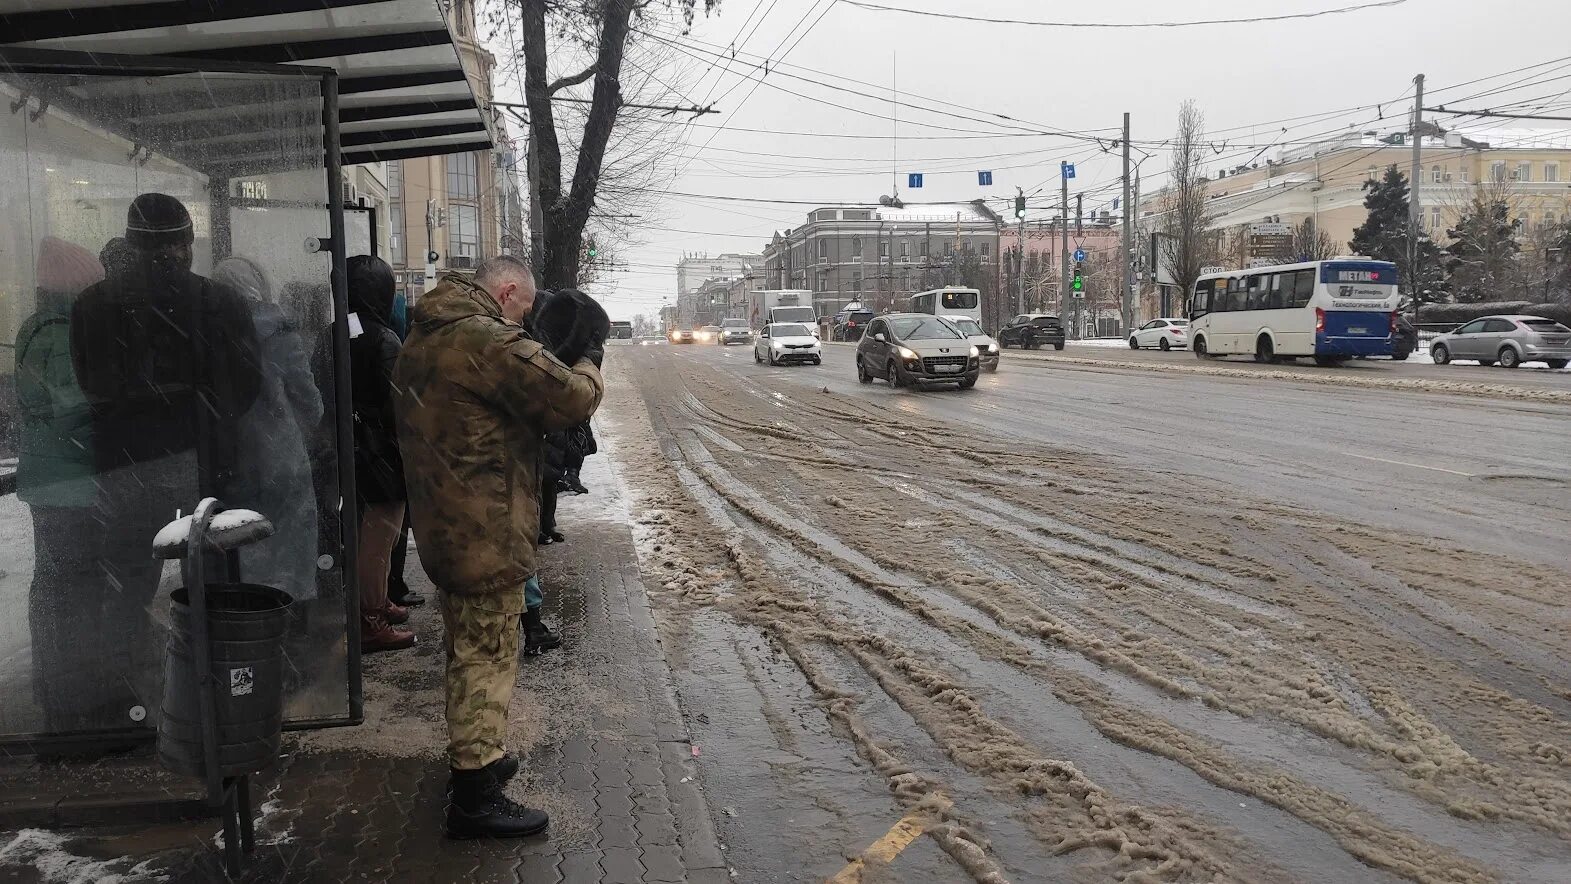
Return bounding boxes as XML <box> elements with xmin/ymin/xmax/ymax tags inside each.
<box><xmin>770</xmin><ymin>324</ymin><xmax>813</xmax><ymax>337</ymax></box>
<box><xmin>1522</xmin><ymin>319</ymin><xmax>1571</xmax><ymax>332</ymax></box>
<box><xmin>1032</xmin><ymin>316</ymin><xmax>1061</xmax><ymax>326</ymax></box>
<box><xmin>890</xmin><ymin>316</ymin><xmax>964</xmax><ymax>340</ymax></box>
<box><xmin>721</xmin><ymin>319</ymin><xmax>748</xmax><ymax>329</ymax></box>
<box><xmin>953</xmin><ymin>319</ymin><xmax>983</xmax><ymax>335</ymax></box>
<box><xmin>1169</xmin><ymin>319</ymin><xmax>1189</xmax><ymax>327</ymax></box>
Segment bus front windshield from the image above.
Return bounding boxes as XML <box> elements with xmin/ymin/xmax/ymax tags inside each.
<box><xmin>940</xmin><ymin>290</ymin><xmax>979</xmax><ymax>310</ymax></box>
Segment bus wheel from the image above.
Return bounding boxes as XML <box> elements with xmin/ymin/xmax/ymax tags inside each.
<box><xmin>1194</xmin><ymin>337</ymin><xmax>1211</xmax><ymax>358</ymax></box>
<box><xmin>1254</xmin><ymin>335</ymin><xmax>1277</xmax><ymax>364</ymax></box>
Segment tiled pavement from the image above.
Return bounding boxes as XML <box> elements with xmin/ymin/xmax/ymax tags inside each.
<box><xmin>0</xmin><ymin>462</ymin><xmax>730</xmax><ymax>883</ymax></box>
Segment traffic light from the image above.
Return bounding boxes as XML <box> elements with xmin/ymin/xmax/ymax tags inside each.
<box><xmin>1072</xmin><ymin>268</ymin><xmax>1084</xmax><ymax>293</ymax></box>
<box><xmin>1014</xmin><ymin>194</ymin><xmax>1026</xmax><ymax>219</ymax></box>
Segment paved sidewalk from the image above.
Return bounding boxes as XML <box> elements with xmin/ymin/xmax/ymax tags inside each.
<box><xmin>0</xmin><ymin>456</ymin><xmax>729</xmax><ymax>883</ymax></box>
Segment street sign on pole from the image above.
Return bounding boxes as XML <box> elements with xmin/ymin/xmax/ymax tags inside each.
<box><xmin>978</xmin><ymin>170</ymin><xmax>993</xmax><ymax>186</ymax></box>
<box><xmin>1061</xmin><ymin>162</ymin><xmax>1076</xmax><ymax>179</ymax></box>
<box><xmin>1073</xmin><ymin>248</ymin><xmax>1086</xmax><ymax>263</ymax></box>
<box><xmin>908</xmin><ymin>173</ymin><xmax>924</xmax><ymax>188</ymax></box>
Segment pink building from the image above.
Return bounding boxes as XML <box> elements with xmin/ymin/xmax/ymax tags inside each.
<box><xmin>998</xmin><ymin>224</ymin><xmax>1123</xmax><ymax>336</ymax></box>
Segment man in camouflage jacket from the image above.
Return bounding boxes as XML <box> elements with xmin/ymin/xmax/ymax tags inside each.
<box><xmin>394</xmin><ymin>255</ymin><xmax>603</xmax><ymax>838</ymax></box>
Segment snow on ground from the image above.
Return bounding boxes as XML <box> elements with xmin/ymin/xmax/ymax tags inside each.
<box><xmin>0</xmin><ymin>829</ymin><xmax>169</xmax><ymax>884</ymax></box>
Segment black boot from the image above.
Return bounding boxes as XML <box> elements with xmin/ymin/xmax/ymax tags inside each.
<box><xmin>446</xmin><ymin>760</ymin><xmax>549</xmax><ymax>839</ymax></box>
<box><xmin>522</xmin><ymin>607</ymin><xmax>562</xmax><ymax>657</ymax></box>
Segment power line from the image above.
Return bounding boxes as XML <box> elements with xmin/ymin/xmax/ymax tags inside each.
<box><xmin>837</xmin><ymin>0</ymin><xmax>1407</xmax><ymax>28</ymax></box>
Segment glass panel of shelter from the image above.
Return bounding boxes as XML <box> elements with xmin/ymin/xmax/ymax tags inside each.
<box><xmin>0</xmin><ymin>69</ymin><xmax>352</xmax><ymax>742</ymax></box>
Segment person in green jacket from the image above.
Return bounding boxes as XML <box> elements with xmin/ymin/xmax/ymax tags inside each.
<box><xmin>14</xmin><ymin>236</ymin><xmax>104</xmax><ymax>733</ymax></box>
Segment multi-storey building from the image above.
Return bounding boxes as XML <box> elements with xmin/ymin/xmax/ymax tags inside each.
<box><xmin>762</xmin><ymin>200</ymin><xmax>1003</xmax><ymax>320</ymax></box>
<box><xmin>674</xmin><ymin>252</ymin><xmax>760</xmax><ymax>327</ymax></box>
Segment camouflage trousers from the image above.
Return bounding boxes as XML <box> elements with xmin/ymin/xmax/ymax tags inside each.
<box><xmin>439</xmin><ymin>587</ymin><xmax>525</xmax><ymax>770</ymax></box>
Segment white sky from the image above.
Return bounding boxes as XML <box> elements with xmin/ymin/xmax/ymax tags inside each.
<box><xmin>488</xmin><ymin>0</ymin><xmax>1571</xmax><ymax>320</ymax></box>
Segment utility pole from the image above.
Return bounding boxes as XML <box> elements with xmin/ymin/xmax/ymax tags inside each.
<box><xmin>1015</xmin><ymin>186</ymin><xmax>1027</xmax><ymax>316</ymax></box>
<box><xmin>1121</xmin><ymin>111</ymin><xmax>1134</xmax><ymax>333</ymax></box>
<box><xmin>1060</xmin><ymin>169</ymin><xmax>1072</xmax><ymax>339</ymax></box>
<box><xmin>1408</xmin><ymin>73</ymin><xmax>1425</xmax><ymax>320</ymax></box>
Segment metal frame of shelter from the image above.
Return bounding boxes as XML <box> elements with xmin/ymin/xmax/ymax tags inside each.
<box><xmin>0</xmin><ymin>45</ymin><xmax>364</xmax><ymax>753</ymax></box>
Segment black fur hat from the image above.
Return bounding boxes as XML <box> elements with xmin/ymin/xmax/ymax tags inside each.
<box><xmin>533</xmin><ymin>288</ymin><xmax>610</xmax><ymax>366</ymax></box>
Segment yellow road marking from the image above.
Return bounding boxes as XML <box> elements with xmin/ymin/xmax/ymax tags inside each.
<box><xmin>827</xmin><ymin>806</ymin><xmax>940</xmax><ymax>883</ymax></box>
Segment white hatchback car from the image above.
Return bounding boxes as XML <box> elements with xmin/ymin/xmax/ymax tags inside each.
<box><xmin>755</xmin><ymin>322</ymin><xmax>822</xmax><ymax>366</ymax></box>
<box><xmin>1129</xmin><ymin>318</ymin><xmax>1189</xmax><ymax>351</ymax></box>
<box><xmin>951</xmin><ymin>317</ymin><xmax>1000</xmax><ymax>372</ymax></box>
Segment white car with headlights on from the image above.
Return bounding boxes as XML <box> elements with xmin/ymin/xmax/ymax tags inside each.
<box><xmin>951</xmin><ymin>317</ymin><xmax>1000</xmax><ymax>372</ymax></box>
<box><xmin>754</xmin><ymin>322</ymin><xmax>822</xmax><ymax>366</ymax></box>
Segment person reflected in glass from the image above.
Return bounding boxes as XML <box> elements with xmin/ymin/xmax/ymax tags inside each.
<box><xmin>15</xmin><ymin>237</ymin><xmax>105</xmax><ymax>734</ymax></box>
<box><xmin>346</xmin><ymin>256</ymin><xmax>415</xmax><ymax>653</ymax></box>
<box><xmin>69</xmin><ymin>193</ymin><xmax>262</xmax><ymax>726</ymax></box>
<box><xmin>213</xmin><ymin>257</ymin><xmax>322</xmax><ymax>607</ymax></box>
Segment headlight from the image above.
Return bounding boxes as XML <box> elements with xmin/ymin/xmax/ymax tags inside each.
<box><xmin>897</xmin><ymin>346</ymin><xmax>919</xmax><ymax>360</ymax></box>
<box><xmin>969</xmin><ymin>345</ymin><xmax>980</xmax><ymax>358</ymax></box>
<box><xmin>987</xmin><ymin>343</ymin><xmax>998</xmax><ymax>353</ymax></box>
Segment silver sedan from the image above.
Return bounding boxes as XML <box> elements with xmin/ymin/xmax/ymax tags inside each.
<box><xmin>1429</xmin><ymin>315</ymin><xmax>1571</xmax><ymax>369</ymax></box>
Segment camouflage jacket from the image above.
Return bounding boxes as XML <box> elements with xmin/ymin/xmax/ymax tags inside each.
<box><xmin>394</xmin><ymin>274</ymin><xmax>603</xmax><ymax>595</ymax></box>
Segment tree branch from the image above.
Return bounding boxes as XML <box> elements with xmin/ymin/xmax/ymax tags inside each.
<box><xmin>548</xmin><ymin>65</ymin><xmax>597</xmax><ymax>94</ymax></box>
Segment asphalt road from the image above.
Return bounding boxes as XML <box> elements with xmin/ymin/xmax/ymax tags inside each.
<box><xmin>606</xmin><ymin>340</ymin><xmax>1571</xmax><ymax>883</ymax></box>
<box><xmin>659</xmin><ymin>339</ymin><xmax>1570</xmax><ymax>566</ymax></box>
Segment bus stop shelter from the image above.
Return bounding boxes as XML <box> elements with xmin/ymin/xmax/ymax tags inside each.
<box><xmin>0</xmin><ymin>0</ymin><xmax>495</xmax><ymax>770</ymax></box>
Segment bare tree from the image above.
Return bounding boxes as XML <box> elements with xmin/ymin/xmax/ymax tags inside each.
<box><xmin>1160</xmin><ymin>101</ymin><xmax>1216</xmax><ymax>300</ymax></box>
<box><xmin>501</xmin><ymin>0</ymin><xmax>719</xmax><ymax>290</ymax></box>
<box><xmin>1288</xmin><ymin>217</ymin><xmax>1338</xmax><ymax>262</ymax></box>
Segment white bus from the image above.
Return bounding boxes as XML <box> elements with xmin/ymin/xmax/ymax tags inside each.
<box><xmin>1187</xmin><ymin>259</ymin><xmax>1399</xmax><ymax>365</ymax></box>
<box><xmin>908</xmin><ymin>287</ymin><xmax>981</xmax><ymax>322</ymax></box>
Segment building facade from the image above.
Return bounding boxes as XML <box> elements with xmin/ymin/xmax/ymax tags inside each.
<box><xmin>762</xmin><ymin>201</ymin><xmax>1003</xmax><ymax>320</ymax></box>
<box><xmin>674</xmin><ymin>252</ymin><xmax>760</xmax><ymax>327</ymax></box>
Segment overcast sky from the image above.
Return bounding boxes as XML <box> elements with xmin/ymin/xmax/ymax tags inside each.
<box><xmin>490</xmin><ymin>0</ymin><xmax>1571</xmax><ymax>321</ymax></box>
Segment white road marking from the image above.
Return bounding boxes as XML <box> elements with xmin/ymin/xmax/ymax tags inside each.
<box><xmin>1345</xmin><ymin>452</ymin><xmax>1475</xmax><ymax>477</ymax></box>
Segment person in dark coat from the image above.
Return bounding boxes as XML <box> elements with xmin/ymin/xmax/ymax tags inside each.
<box><xmin>347</xmin><ymin>255</ymin><xmax>416</xmax><ymax>652</ymax></box>
<box><xmin>70</xmin><ymin>193</ymin><xmax>263</xmax><ymax>723</ymax></box>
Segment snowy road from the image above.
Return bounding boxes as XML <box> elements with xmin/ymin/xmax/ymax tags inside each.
<box><xmin>602</xmin><ymin>340</ymin><xmax>1571</xmax><ymax>883</ymax></box>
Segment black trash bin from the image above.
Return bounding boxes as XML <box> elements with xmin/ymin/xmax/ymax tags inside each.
<box><xmin>158</xmin><ymin>583</ymin><xmax>293</xmax><ymax>778</ymax></box>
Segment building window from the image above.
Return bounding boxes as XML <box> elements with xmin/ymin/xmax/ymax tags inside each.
<box><xmin>1546</xmin><ymin>163</ymin><xmax>1560</xmax><ymax>183</ymax></box>
<box><xmin>390</xmin><ymin>205</ymin><xmax>405</xmax><ymax>266</ymax></box>
<box><xmin>1492</xmin><ymin>161</ymin><xmax>1507</xmax><ymax>182</ymax></box>
<box><xmin>851</xmin><ymin>235</ymin><xmax>862</xmax><ymax>258</ymax></box>
<box><xmin>451</xmin><ymin>203</ymin><xmax>478</xmax><ymax>268</ymax></box>
<box><xmin>981</xmin><ymin>241</ymin><xmax>991</xmax><ymax>257</ymax></box>
<box><xmin>900</xmin><ymin>241</ymin><xmax>909</xmax><ymax>259</ymax></box>
<box><xmin>1367</xmin><ymin>166</ymin><xmax>1377</xmax><ymax>180</ymax></box>
<box><xmin>1546</xmin><ymin>211</ymin><xmax>1558</xmax><ymax>227</ymax></box>
<box><xmin>1431</xmin><ymin>208</ymin><xmax>1441</xmax><ymax>231</ymax></box>
<box><xmin>388</xmin><ymin>161</ymin><xmax>403</xmax><ymax>200</ymax></box>
<box><xmin>1458</xmin><ymin>166</ymin><xmax>1468</xmax><ymax>183</ymax></box>
<box><xmin>920</xmin><ymin>239</ymin><xmax>929</xmax><ymax>257</ymax></box>
<box><xmin>1517</xmin><ymin>162</ymin><xmax>1531</xmax><ymax>182</ymax></box>
<box><xmin>1431</xmin><ymin>165</ymin><xmax>1442</xmax><ymax>184</ymax></box>
<box><xmin>944</xmin><ymin>240</ymin><xmax>953</xmax><ymax>255</ymax></box>
<box><xmin>816</xmin><ymin>239</ymin><xmax>828</xmax><ymax>260</ymax></box>
<box><xmin>851</xmin><ymin>270</ymin><xmax>862</xmax><ymax>292</ymax></box>
<box><xmin>447</xmin><ymin>152</ymin><xmax>478</xmax><ymax>200</ymax></box>
<box><xmin>879</xmin><ymin>240</ymin><xmax>888</xmax><ymax>258</ymax></box>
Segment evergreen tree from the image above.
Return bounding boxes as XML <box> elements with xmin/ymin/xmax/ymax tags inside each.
<box><xmin>1349</xmin><ymin>165</ymin><xmax>1447</xmax><ymax>307</ymax></box>
<box><xmin>1445</xmin><ymin>195</ymin><xmax>1521</xmax><ymax>303</ymax></box>
<box><xmin>1551</xmin><ymin>220</ymin><xmax>1571</xmax><ymax>304</ymax></box>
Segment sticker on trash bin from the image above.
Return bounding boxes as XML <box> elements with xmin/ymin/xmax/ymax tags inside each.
<box><xmin>128</xmin><ymin>705</ymin><xmax>146</xmax><ymax>722</ymax></box>
<box><xmin>317</xmin><ymin>554</ymin><xmax>334</xmax><ymax>571</ymax></box>
<box><xmin>230</xmin><ymin>667</ymin><xmax>255</xmax><ymax>697</ymax></box>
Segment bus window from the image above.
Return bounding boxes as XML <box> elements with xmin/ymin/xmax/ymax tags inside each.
<box><xmin>1191</xmin><ymin>280</ymin><xmax>1213</xmax><ymax>316</ymax></box>
<box><xmin>940</xmin><ymin>290</ymin><xmax>978</xmax><ymax>310</ymax></box>
<box><xmin>1267</xmin><ymin>274</ymin><xmax>1285</xmax><ymax>310</ymax></box>
<box><xmin>1291</xmin><ymin>270</ymin><xmax>1315</xmax><ymax>307</ymax></box>
<box><xmin>1245</xmin><ymin>274</ymin><xmax>1264</xmax><ymax>310</ymax></box>
<box><xmin>1217</xmin><ymin>279</ymin><xmax>1237</xmax><ymax>312</ymax></box>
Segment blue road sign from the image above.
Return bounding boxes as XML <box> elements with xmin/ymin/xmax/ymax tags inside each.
<box><xmin>978</xmin><ymin>170</ymin><xmax>993</xmax><ymax>186</ymax></box>
<box><xmin>1061</xmin><ymin>162</ymin><xmax>1076</xmax><ymax>179</ymax></box>
<box><xmin>1073</xmin><ymin>248</ymin><xmax>1086</xmax><ymax>263</ymax></box>
<box><xmin>908</xmin><ymin>173</ymin><xmax>924</xmax><ymax>188</ymax></box>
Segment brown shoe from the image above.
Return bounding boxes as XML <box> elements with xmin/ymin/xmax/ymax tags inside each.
<box><xmin>361</xmin><ymin>613</ymin><xmax>416</xmax><ymax>653</ymax></box>
<box><xmin>386</xmin><ymin>602</ymin><xmax>410</xmax><ymax>625</ymax></box>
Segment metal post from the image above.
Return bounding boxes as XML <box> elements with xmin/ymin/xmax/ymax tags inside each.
<box><xmin>322</xmin><ymin>69</ymin><xmax>362</xmax><ymax>724</ymax></box>
<box><xmin>1060</xmin><ymin>172</ymin><xmax>1072</xmax><ymax>338</ymax></box>
<box><xmin>1122</xmin><ymin>112</ymin><xmax>1134</xmax><ymax>332</ymax></box>
<box><xmin>1409</xmin><ymin>73</ymin><xmax>1425</xmax><ymax>320</ymax></box>
<box><xmin>1015</xmin><ymin>187</ymin><xmax>1027</xmax><ymax>316</ymax></box>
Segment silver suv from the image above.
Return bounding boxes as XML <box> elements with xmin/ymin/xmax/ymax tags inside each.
<box><xmin>1429</xmin><ymin>315</ymin><xmax>1571</xmax><ymax>369</ymax></box>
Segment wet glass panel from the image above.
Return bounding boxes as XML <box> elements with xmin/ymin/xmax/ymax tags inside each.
<box><xmin>0</xmin><ymin>69</ymin><xmax>350</xmax><ymax>744</ymax></box>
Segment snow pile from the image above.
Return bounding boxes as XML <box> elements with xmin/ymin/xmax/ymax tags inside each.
<box><xmin>0</xmin><ymin>829</ymin><xmax>170</xmax><ymax>884</ymax></box>
<box><xmin>153</xmin><ymin>507</ymin><xmax>272</xmax><ymax>552</ymax></box>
